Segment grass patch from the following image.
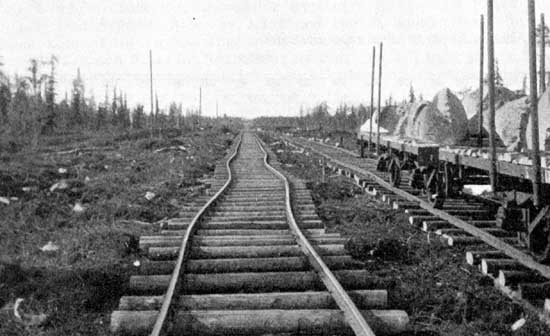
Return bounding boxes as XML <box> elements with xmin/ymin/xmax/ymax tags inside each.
<box><xmin>0</xmin><ymin>126</ymin><xmax>238</xmax><ymax>335</ymax></box>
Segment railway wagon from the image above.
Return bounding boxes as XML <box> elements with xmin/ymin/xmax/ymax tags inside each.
<box><xmin>357</xmin><ymin>131</ymin><xmax>550</xmax><ymax>260</ymax></box>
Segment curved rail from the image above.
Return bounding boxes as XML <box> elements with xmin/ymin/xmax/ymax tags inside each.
<box><xmin>149</xmin><ymin>133</ymin><xmax>243</xmax><ymax>336</ymax></box>
<box><xmin>255</xmin><ymin>135</ymin><xmax>378</xmax><ymax>336</ymax></box>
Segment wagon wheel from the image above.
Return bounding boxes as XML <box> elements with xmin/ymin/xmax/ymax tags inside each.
<box><xmin>527</xmin><ymin>206</ymin><xmax>550</xmax><ymax>264</ymax></box>
<box><xmin>388</xmin><ymin>158</ymin><xmax>402</xmax><ymax>187</ymax></box>
<box><xmin>376</xmin><ymin>154</ymin><xmax>390</xmax><ymax>172</ymax></box>
<box><xmin>408</xmin><ymin>167</ymin><xmax>425</xmax><ymax>190</ymax></box>
<box><xmin>441</xmin><ymin>162</ymin><xmax>462</xmax><ymax>198</ymax></box>
<box><xmin>423</xmin><ymin>168</ymin><xmax>445</xmax><ymax>208</ymax></box>
<box><xmin>440</xmin><ymin>162</ymin><xmax>454</xmax><ymax>198</ymax></box>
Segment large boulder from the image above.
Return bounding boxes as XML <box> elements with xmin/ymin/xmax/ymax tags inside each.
<box><xmin>494</xmin><ymin>97</ymin><xmax>530</xmax><ymax>151</ymax></box>
<box><xmin>404</xmin><ymin>88</ymin><xmax>468</xmax><ymax>145</ymax></box>
<box><xmin>391</xmin><ymin>103</ymin><xmax>412</xmax><ymax>137</ymax></box>
<box><xmin>526</xmin><ymin>88</ymin><xmax>550</xmax><ymax>151</ymax></box>
<box><xmin>377</xmin><ymin>105</ymin><xmax>401</xmax><ymax>134</ymax></box>
<box><xmin>402</xmin><ymin>100</ymin><xmax>429</xmax><ymax>138</ymax></box>
<box><xmin>463</xmin><ymin>85</ymin><xmax>519</xmax><ymax>135</ymax></box>
<box><xmin>462</xmin><ymin>85</ymin><xmax>518</xmax><ymax>118</ymax></box>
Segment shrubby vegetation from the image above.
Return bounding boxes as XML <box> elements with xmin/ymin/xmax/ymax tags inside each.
<box><xmin>0</xmin><ymin>56</ymin><xmax>222</xmax><ymax>151</ymax></box>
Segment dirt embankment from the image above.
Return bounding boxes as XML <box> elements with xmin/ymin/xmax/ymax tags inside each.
<box><xmin>0</xmin><ymin>125</ymin><xmax>238</xmax><ymax>335</ymax></box>
<box><xmin>261</xmin><ymin>132</ymin><xmax>550</xmax><ymax>336</ymax></box>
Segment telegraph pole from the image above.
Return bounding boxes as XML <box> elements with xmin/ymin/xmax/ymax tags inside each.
<box><xmin>541</xmin><ymin>13</ymin><xmax>546</xmax><ymax>95</ymax></box>
<box><xmin>478</xmin><ymin>14</ymin><xmax>485</xmax><ymax>148</ymax></box>
<box><xmin>149</xmin><ymin>50</ymin><xmax>154</xmax><ymax>138</ymax></box>
<box><xmin>198</xmin><ymin>87</ymin><xmax>202</xmax><ymax>128</ymax></box>
<box><xmin>529</xmin><ymin>0</ymin><xmax>542</xmax><ymax>207</ymax></box>
<box><xmin>369</xmin><ymin>46</ymin><xmax>376</xmax><ymax>154</ymax></box>
<box><xmin>376</xmin><ymin>42</ymin><xmax>383</xmax><ymax>156</ymax></box>
<box><xmin>487</xmin><ymin>0</ymin><xmax>498</xmax><ymax>192</ymax></box>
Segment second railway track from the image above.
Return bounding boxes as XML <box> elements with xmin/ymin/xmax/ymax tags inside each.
<box><xmin>281</xmin><ymin>134</ymin><xmax>550</xmax><ymax>323</ymax></box>
<box><xmin>110</xmin><ymin>131</ymin><xmax>409</xmax><ymax>335</ymax></box>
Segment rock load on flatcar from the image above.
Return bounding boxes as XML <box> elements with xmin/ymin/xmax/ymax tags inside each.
<box><xmin>527</xmin><ymin>88</ymin><xmax>550</xmax><ymax>151</ymax></box>
<box><xmin>361</xmin><ymin>88</ymin><xmax>469</xmax><ymax>145</ymax></box>
<box><xmin>395</xmin><ymin>88</ymin><xmax>468</xmax><ymax>145</ymax></box>
<box><xmin>463</xmin><ymin>85</ymin><xmax>518</xmax><ymax>136</ymax></box>
<box><xmin>494</xmin><ymin>96</ymin><xmax>530</xmax><ymax>151</ymax></box>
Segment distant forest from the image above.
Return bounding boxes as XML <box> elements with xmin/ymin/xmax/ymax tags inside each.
<box><xmin>254</xmin><ymin>102</ymin><xmax>372</xmax><ymax>134</ymax></box>
<box><xmin>0</xmin><ymin>56</ymin><xmax>213</xmax><ymax>150</ymax></box>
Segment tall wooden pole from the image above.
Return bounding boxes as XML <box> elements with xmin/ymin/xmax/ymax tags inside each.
<box><xmin>529</xmin><ymin>0</ymin><xmax>542</xmax><ymax>207</ymax></box>
<box><xmin>198</xmin><ymin>87</ymin><xmax>202</xmax><ymax>128</ymax></box>
<box><xmin>478</xmin><ymin>14</ymin><xmax>485</xmax><ymax>148</ymax></box>
<box><xmin>541</xmin><ymin>13</ymin><xmax>546</xmax><ymax>95</ymax></box>
<box><xmin>149</xmin><ymin>50</ymin><xmax>154</xmax><ymax>137</ymax></box>
<box><xmin>321</xmin><ymin>157</ymin><xmax>326</xmax><ymax>183</ymax></box>
<box><xmin>369</xmin><ymin>46</ymin><xmax>376</xmax><ymax>153</ymax></box>
<box><xmin>376</xmin><ymin>42</ymin><xmax>383</xmax><ymax>156</ymax></box>
<box><xmin>487</xmin><ymin>0</ymin><xmax>498</xmax><ymax>192</ymax></box>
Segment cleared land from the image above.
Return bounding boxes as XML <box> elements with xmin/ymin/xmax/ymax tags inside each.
<box><xmin>0</xmin><ymin>126</ymin><xmax>237</xmax><ymax>335</ymax></box>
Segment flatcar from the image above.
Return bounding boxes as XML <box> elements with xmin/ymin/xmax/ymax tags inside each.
<box><xmin>357</xmin><ymin>131</ymin><xmax>550</xmax><ymax>261</ymax></box>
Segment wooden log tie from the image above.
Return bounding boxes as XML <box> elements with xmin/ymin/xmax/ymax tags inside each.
<box><xmin>111</xmin><ymin>309</ymin><xmax>409</xmax><ymax>336</ymax></box>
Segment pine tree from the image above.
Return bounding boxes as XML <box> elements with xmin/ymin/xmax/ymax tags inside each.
<box><xmin>409</xmin><ymin>84</ymin><xmax>416</xmax><ymax>103</ymax></box>
<box><xmin>10</xmin><ymin>76</ymin><xmax>31</xmax><ymax>137</ymax></box>
<box><xmin>43</xmin><ymin>55</ymin><xmax>58</xmax><ymax>134</ymax></box>
<box><xmin>0</xmin><ymin>79</ymin><xmax>11</xmax><ymax>126</ymax></box>
<box><xmin>155</xmin><ymin>93</ymin><xmax>160</xmax><ymax>130</ymax></box>
<box><xmin>131</xmin><ymin>104</ymin><xmax>145</xmax><ymax>129</ymax></box>
<box><xmin>28</xmin><ymin>59</ymin><xmax>40</xmax><ymax>97</ymax></box>
<box><xmin>96</xmin><ymin>105</ymin><xmax>107</xmax><ymax>130</ymax></box>
<box><xmin>168</xmin><ymin>102</ymin><xmax>180</xmax><ymax>127</ymax></box>
<box><xmin>111</xmin><ymin>86</ymin><xmax>118</xmax><ymax>127</ymax></box>
<box><xmin>121</xmin><ymin>93</ymin><xmax>130</xmax><ymax>128</ymax></box>
<box><xmin>495</xmin><ymin>60</ymin><xmax>504</xmax><ymax>87</ymax></box>
<box><xmin>70</xmin><ymin>68</ymin><xmax>84</xmax><ymax>127</ymax></box>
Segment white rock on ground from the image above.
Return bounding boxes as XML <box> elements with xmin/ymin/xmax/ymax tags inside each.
<box><xmin>73</xmin><ymin>202</ymin><xmax>86</xmax><ymax>213</ymax></box>
<box><xmin>49</xmin><ymin>179</ymin><xmax>69</xmax><ymax>192</ymax></box>
<box><xmin>526</xmin><ymin>88</ymin><xmax>550</xmax><ymax>151</ymax></box>
<box><xmin>40</xmin><ymin>241</ymin><xmax>59</xmax><ymax>252</ymax></box>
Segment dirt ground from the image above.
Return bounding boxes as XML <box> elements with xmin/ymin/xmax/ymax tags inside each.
<box><xmin>0</xmin><ymin>125</ymin><xmax>238</xmax><ymax>335</ymax></box>
<box><xmin>261</xmin><ymin>132</ymin><xmax>550</xmax><ymax>336</ymax></box>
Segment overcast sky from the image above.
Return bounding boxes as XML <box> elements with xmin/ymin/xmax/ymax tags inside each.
<box><xmin>1</xmin><ymin>0</ymin><xmax>549</xmax><ymax>118</ymax></box>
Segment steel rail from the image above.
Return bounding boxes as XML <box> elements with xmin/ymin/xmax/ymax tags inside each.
<box><xmin>149</xmin><ymin>133</ymin><xmax>243</xmax><ymax>336</ymax></box>
<box><xmin>255</xmin><ymin>135</ymin><xmax>379</xmax><ymax>336</ymax></box>
<box><xmin>291</xmin><ymin>137</ymin><xmax>550</xmax><ymax>279</ymax></box>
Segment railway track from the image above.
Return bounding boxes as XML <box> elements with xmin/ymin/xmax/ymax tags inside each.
<box><xmin>281</xmin><ymin>135</ymin><xmax>550</xmax><ymax>322</ymax></box>
<box><xmin>110</xmin><ymin>131</ymin><xmax>409</xmax><ymax>335</ymax></box>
